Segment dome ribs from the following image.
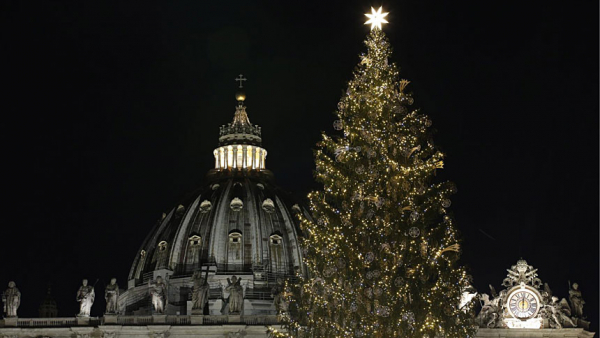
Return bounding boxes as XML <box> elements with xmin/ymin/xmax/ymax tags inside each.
<box><xmin>124</xmin><ymin>173</ymin><xmax>309</xmax><ymax>315</ymax></box>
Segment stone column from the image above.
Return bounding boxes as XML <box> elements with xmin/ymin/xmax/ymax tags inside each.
<box><xmin>255</xmin><ymin>148</ymin><xmax>260</xmax><ymax>169</ymax></box>
<box><xmin>242</xmin><ymin>145</ymin><xmax>247</xmax><ymax>169</ymax></box>
<box><xmin>232</xmin><ymin>146</ymin><xmax>238</xmax><ymax>169</ymax></box>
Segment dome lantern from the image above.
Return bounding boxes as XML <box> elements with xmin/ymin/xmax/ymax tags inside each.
<box><xmin>214</xmin><ymin>75</ymin><xmax>267</xmax><ymax>171</ymax></box>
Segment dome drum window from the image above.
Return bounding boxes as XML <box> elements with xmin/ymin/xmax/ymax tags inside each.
<box><xmin>230</xmin><ymin>197</ymin><xmax>244</xmax><ymax>211</ymax></box>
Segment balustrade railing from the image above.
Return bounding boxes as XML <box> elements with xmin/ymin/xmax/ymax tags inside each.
<box><xmin>2</xmin><ymin>315</ymin><xmax>278</xmax><ymax>327</ymax></box>
<box><xmin>16</xmin><ymin>317</ymin><xmax>78</xmax><ymax>327</ymax></box>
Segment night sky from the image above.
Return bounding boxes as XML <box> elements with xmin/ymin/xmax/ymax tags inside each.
<box><xmin>1</xmin><ymin>0</ymin><xmax>597</xmax><ymax>330</ymax></box>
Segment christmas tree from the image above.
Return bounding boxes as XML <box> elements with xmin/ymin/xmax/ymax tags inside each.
<box><xmin>270</xmin><ymin>7</ymin><xmax>476</xmax><ymax>338</ymax></box>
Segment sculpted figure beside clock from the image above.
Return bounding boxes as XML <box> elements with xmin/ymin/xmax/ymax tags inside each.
<box><xmin>474</xmin><ymin>259</ymin><xmax>590</xmax><ymax>330</ymax></box>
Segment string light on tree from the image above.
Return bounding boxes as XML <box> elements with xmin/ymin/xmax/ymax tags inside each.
<box><xmin>269</xmin><ymin>7</ymin><xmax>476</xmax><ymax>338</ymax></box>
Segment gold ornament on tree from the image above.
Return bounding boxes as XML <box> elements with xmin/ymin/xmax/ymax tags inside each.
<box><xmin>439</xmin><ymin>243</ymin><xmax>460</xmax><ymax>255</ymax></box>
<box><xmin>399</xmin><ymin>79</ymin><xmax>410</xmax><ymax>93</ymax></box>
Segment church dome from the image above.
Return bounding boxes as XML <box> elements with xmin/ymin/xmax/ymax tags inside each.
<box><xmin>127</xmin><ymin>172</ymin><xmax>305</xmax><ymax>281</ymax></box>
<box><xmin>121</xmin><ymin>87</ymin><xmax>307</xmax><ymax>316</ymax></box>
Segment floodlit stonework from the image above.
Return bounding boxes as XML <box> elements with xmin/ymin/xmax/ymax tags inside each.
<box><xmin>0</xmin><ymin>319</ymin><xmax>594</xmax><ymax>337</ymax></box>
<box><xmin>0</xmin><ymin>93</ymin><xmax>594</xmax><ymax>338</ymax></box>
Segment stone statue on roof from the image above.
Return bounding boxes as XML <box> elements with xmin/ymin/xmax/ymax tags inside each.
<box><xmin>76</xmin><ymin>279</ymin><xmax>95</xmax><ymax>317</ymax></box>
<box><xmin>2</xmin><ymin>281</ymin><xmax>20</xmax><ymax>317</ymax></box>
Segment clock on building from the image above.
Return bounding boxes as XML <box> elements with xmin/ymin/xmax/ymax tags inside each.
<box><xmin>506</xmin><ymin>286</ymin><xmax>541</xmax><ymax>320</ymax></box>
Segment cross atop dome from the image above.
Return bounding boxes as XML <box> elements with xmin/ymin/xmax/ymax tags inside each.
<box><xmin>232</xmin><ymin>74</ymin><xmax>251</xmax><ymax>126</ymax></box>
<box><xmin>235</xmin><ymin>74</ymin><xmax>247</xmax><ymax>103</ymax></box>
<box><xmin>235</xmin><ymin>74</ymin><xmax>247</xmax><ymax>88</ymax></box>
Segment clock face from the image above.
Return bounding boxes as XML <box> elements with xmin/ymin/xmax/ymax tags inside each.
<box><xmin>507</xmin><ymin>288</ymin><xmax>540</xmax><ymax>319</ymax></box>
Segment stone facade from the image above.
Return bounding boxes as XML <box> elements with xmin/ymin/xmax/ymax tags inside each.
<box><xmin>0</xmin><ymin>319</ymin><xmax>595</xmax><ymax>338</ymax></box>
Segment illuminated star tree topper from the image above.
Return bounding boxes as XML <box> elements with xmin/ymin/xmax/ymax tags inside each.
<box><xmin>365</xmin><ymin>6</ymin><xmax>389</xmax><ymax>30</ymax></box>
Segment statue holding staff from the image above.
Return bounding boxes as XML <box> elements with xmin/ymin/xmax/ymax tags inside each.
<box><xmin>191</xmin><ymin>270</ymin><xmax>209</xmax><ymax>313</ymax></box>
<box><xmin>2</xmin><ymin>281</ymin><xmax>20</xmax><ymax>317</ymax></box>
<box><xmin>76</xmin><ymin>279</ymin><xmax>95</xmax><ymax>317</ymax></box>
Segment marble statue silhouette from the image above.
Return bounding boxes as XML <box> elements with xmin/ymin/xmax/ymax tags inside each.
<box><xmin>2</xmin><ymin>281</ymin><xmax>20</xmax><ymax>317</ymax></box>
<box><xmin>76</xmin><ymin>279</ymin><xmax>95</xmax><ymax>317</ymax></box>
<box><xmin>150</xmin><ymin>276</ymin><xmax>167</xmax><ymax>314</ymax></box>
<box><xmin>225</xmin><ymin>276</ymin><xmax>243</xmax><ymax>314</ymax></box>
<box><xmin>568</xmin><ymin>281</ymin><xmax>585</xmax><ymax>318</ymax></box>
<box><xmin>104</xmin><ymin>278</ymin><xmax>120</xmax><ymax>314</ymax></box>
<box><xmin>458</xmin><ymin>281</ymin><xmax>478</xmax><ymax>311</ymax></box>
<box><xmin>477</xmin><ymin>293</ymin><xmax>502</xmax><ymax>328</ymax></box>
<box><xmin>191</xmin><ymin>271</ymin><xmax>209</xmax><ymax>313</ymax></box>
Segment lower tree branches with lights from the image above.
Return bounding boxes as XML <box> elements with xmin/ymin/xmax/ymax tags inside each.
<box><xmin>269</xmin><ymin>7</ymin><xmax>477</xmax><ymax>338</ymax></box>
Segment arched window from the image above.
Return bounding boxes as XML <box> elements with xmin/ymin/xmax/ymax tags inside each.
<box><xmin>134</xmin><ymin>250</ymin><xmax>147</xmax><ymax>280</ymax></box>
<box><xmin>186</xmin><ymin>235</ymin><xmax>202</xmax><ymax>269</ymax></box>
<box><xmin>228</xmin><ymin>231</ymin><xmax>243</xmax><ymax>265</ymax></box>
<box><xmin>156</xmin><ymin>241</ymin><xmax>169</xmax><ymax>269</ymax></box>
<box><xmin>269</xmin><ymin>233</ymin><xmax>284</xmax><ymax>273</ymax></box>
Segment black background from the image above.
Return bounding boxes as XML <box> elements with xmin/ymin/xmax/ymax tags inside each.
<box><xmin>1</xmin><ymin>0</ymin><xmax>597</xmax><ymax>330</ymax></box>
